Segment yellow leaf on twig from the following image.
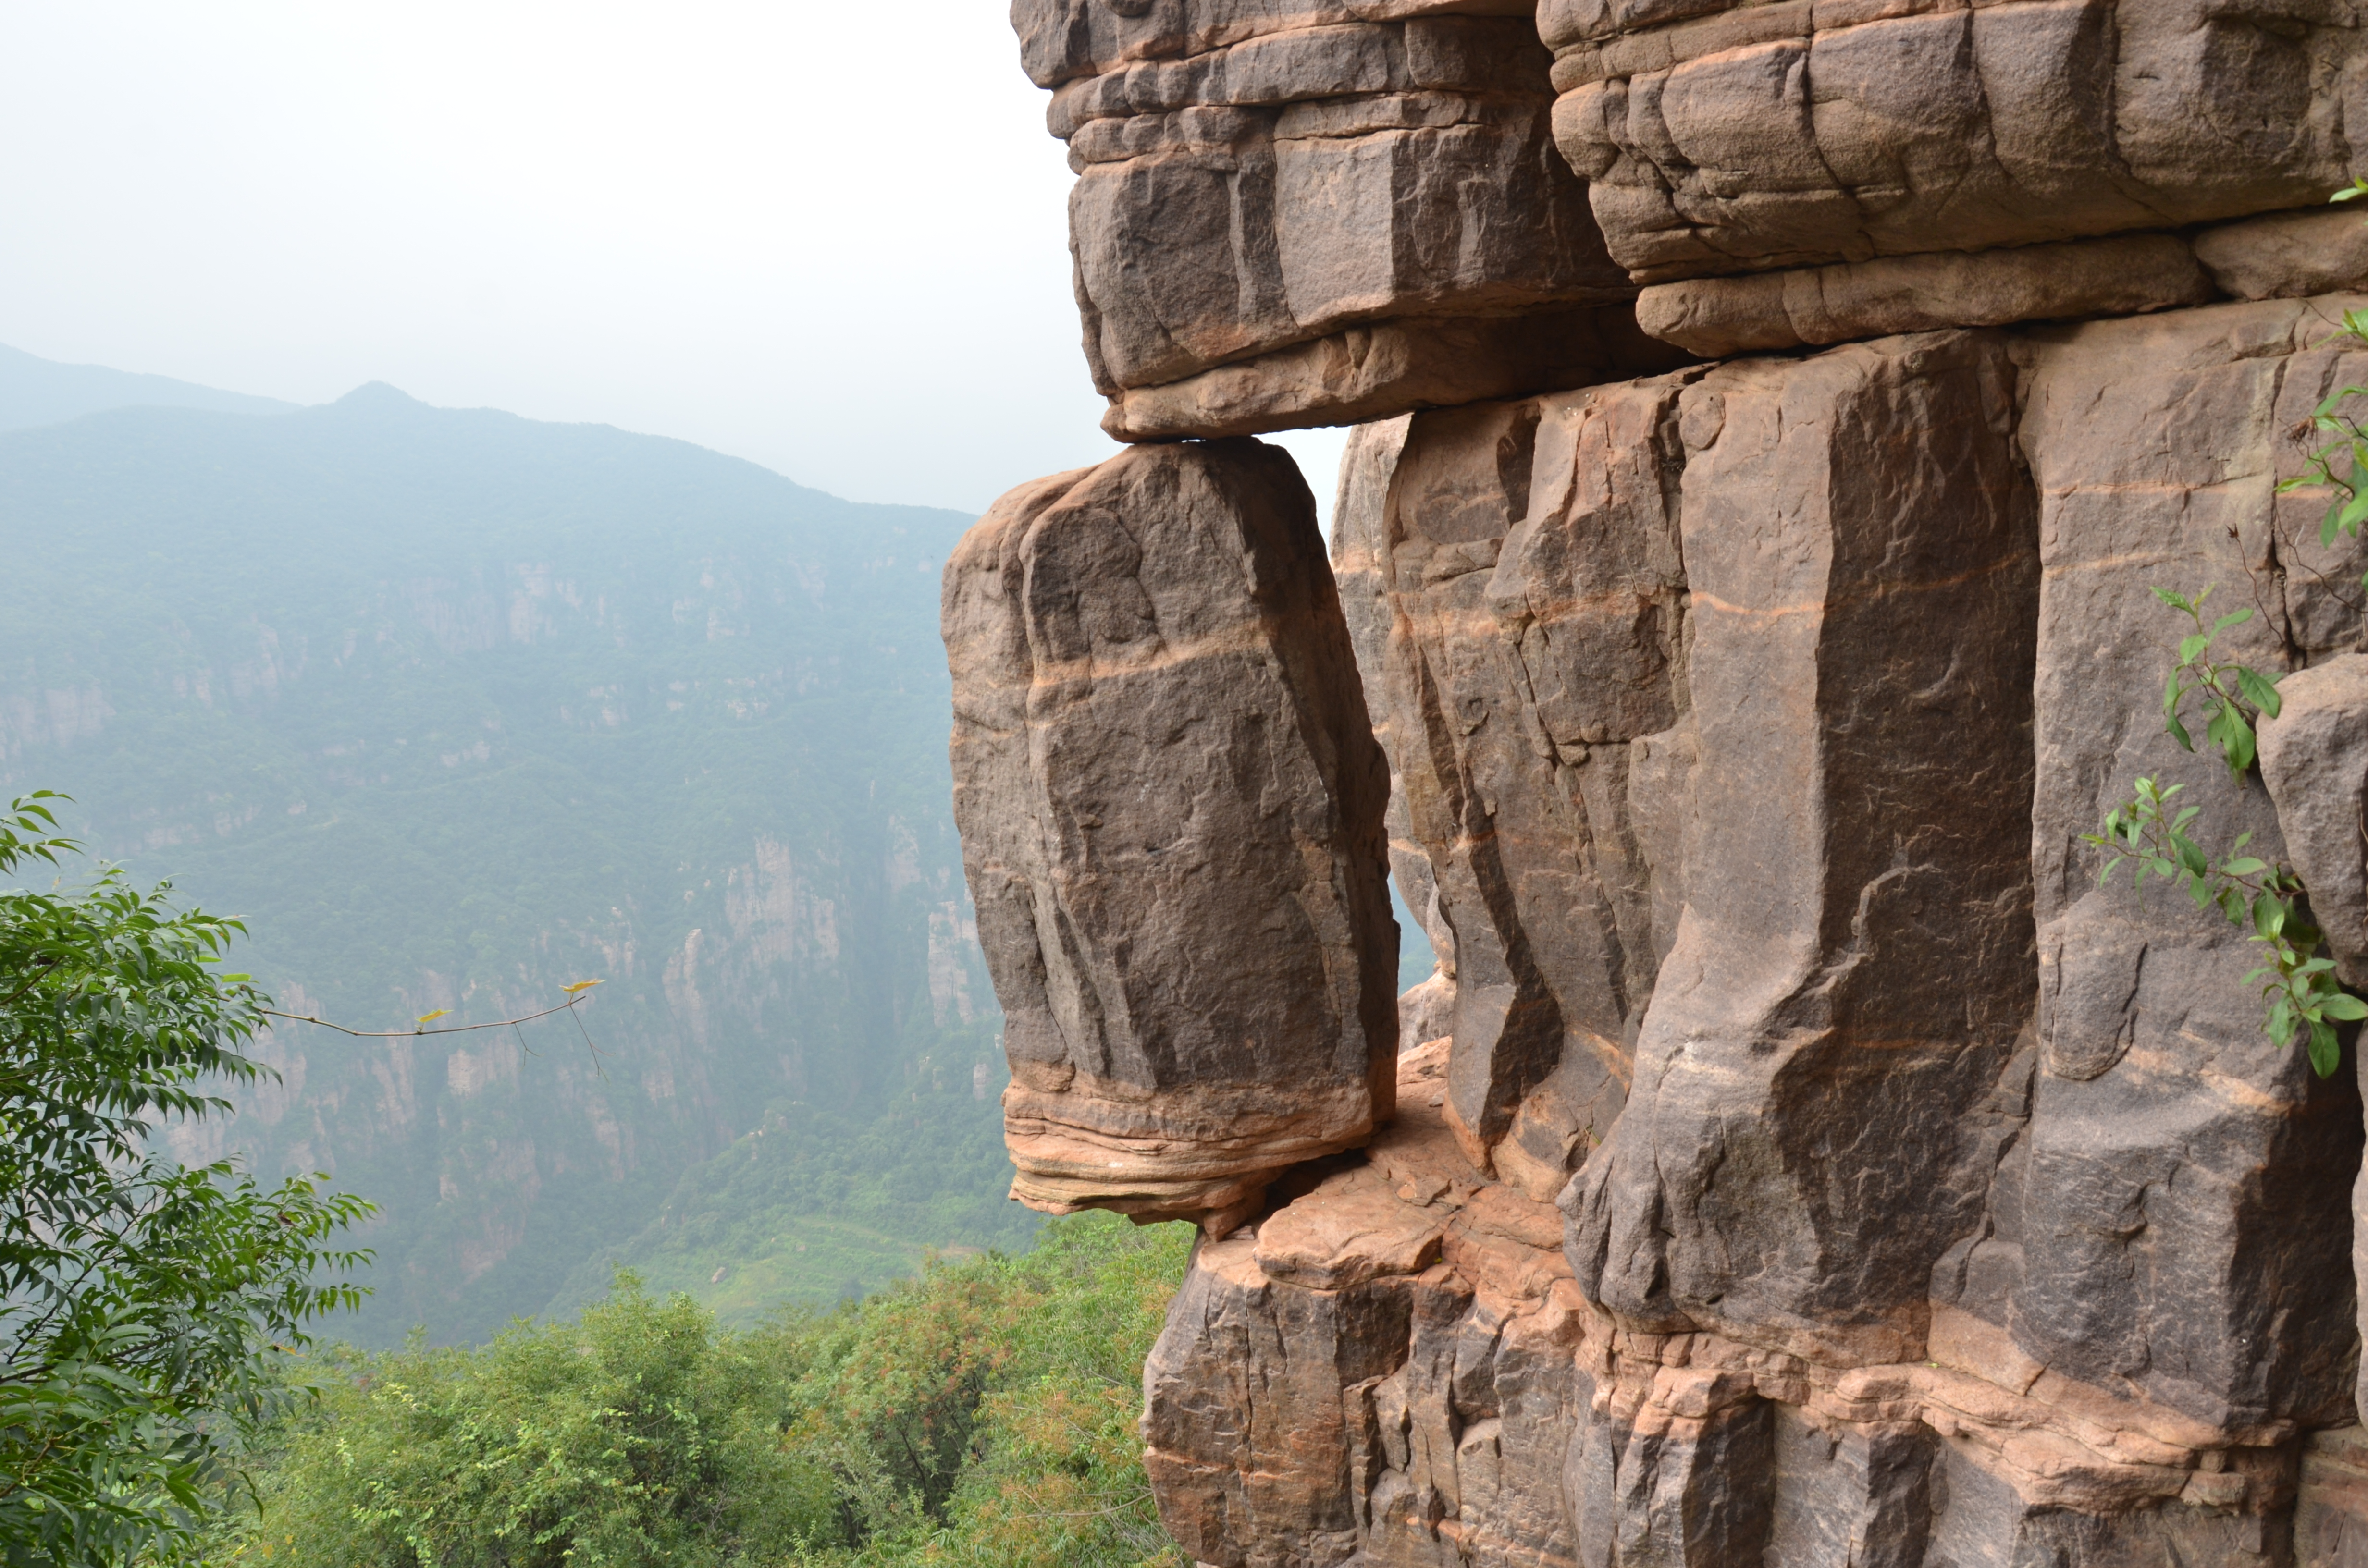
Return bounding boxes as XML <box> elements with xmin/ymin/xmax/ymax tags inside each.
<box><xmin>415</xmin><ymin>1009</ymin><xmax>452</xmax><ymax>1026</ymax></box>
<box><xmin>561</xmin><ymin>980</ymin><xmax>604</xmax><ymax>994</ymax></box>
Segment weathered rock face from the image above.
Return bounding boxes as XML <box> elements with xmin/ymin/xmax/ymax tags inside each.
<box><xmin>1145</xmin><ymin>1043</ymin><xmax>1594</xmax><ymax>1568</ymax></box>
<box><xmin>1331</xmin><ymin>376</ymin><xmax>1693</xmax><ymax>1201</ymax></box>
<box><xmin>2018</xmin><ymin>301</ymin><xmax>2366</xmax><ymax>1445</ymax></box>
<box><xmin>943</xmin><ymin>439</ymin><xmax>1398</xmax><ymax>1229</ymax></box>
<box><xmin>957</xmin><ymin>6</ymin><xmax>2368</xmax><ymax>1566</ymax></box>
<box><xmin>1543</xmin><ymin>0</ymin><xmax>2368</xmax><ymax>286</ymax></box>
<box><xmin>1130</xmin><ymin>312</ymin><xmax>2368</xmax><ymax>1567</ymax></box>
<box><xmin>1011</xmin><ymin>0</ymin><xmax>1655</xmax><ymax>439</ymax></box>
<box><xmin>2263</xmin><ymin>654</ymin><xmax>2368</xmax><ymax>989</ymax></box>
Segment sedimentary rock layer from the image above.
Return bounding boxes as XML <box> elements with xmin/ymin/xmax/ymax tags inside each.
<box><xmin>1011</xmin><ymin>0</ymin><xmax>1638</xmax><ymax>435</ymax></box>
<box><xmin>942</xmin><ymin>439</ymin><xmax>1396</xmax><ymax>1228</ymax></box>
<box><xmin>1144</xmin><ymin>1043</ymin><xmax>1593</xmax><ymax>1568</ymax></box>
<box><xmin>1545</xmin><ymin>0</ymin><xmax>2368</xmax><ymax>284</ymax></box>
<box><xmin>1635</xmin><ymin>233</ymin><xmax>2214</xmax><ymax>358</ymax></box>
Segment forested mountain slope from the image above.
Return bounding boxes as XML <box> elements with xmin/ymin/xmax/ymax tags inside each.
<box><xmin>0</xmin><ymin>382</ymin><xmax>1030</xmax><ymax>1344</ymax></box>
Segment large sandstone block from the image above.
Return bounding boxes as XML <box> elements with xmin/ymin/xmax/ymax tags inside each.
<box><xmin>1331</xmin><ymin>373</ymin><xmax>1700</xmax><ymax>1200</ymax></box>
<box><xmin>1011</xmin><ymin>0</ymin><xmax>1647</xmax><ymax>439</ymax></box>
<box><xmin>2013</xmin><ymin>297</ymin><xmax>2365</xmax><ymax>1440</ymax></box>
<box><xmin>1544</xmin><ymin>0</ymin><xmax>2368</xmax><ymax>285</ymax></box>
<box><xmin>942</xmin><ymin>440</ymin><xmax>1397</xmax><ymax>1228</ymax></box>
<box><xmin>1564</xmin><ymin>330</ymin><xmax>2041</xmax><ymax>1368</ymax></box>
<box><xmin>1144</xmin><ymin>1231</ymin><xmax>1415</xmax><ymax>1568</ymax></box>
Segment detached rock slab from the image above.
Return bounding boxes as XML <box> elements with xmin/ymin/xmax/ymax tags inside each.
<box><xmin>943</xmin><ymin>439</ymin><xmax>1398</xmax><ymax>1228</ymax></box>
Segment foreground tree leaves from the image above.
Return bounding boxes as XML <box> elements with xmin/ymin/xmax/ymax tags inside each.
<box><xmin>0</xmin><ymin>793</ymin><xmax>372</xmax><ymax>1565</ymax></box>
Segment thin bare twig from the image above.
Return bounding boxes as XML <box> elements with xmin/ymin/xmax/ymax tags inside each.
<box><xmin>259</xmin><ymin>996</ymin><xmax>587</xmax><ymax>1040</ymax></box>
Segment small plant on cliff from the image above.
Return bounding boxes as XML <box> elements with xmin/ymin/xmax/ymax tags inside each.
<box><xmin>2085</xmin><ymin>185</ymin><xmax>2368</xmax><ymax>1080</ymax></box>
<box><xmin>2086</xmin><ymin>591</ymin><xmax>2365</xmax><ymax>1078</ymax></box>
<box><xmin>2084</xmin><ymin>589</ymin><xmax>2358</xmax><ymax>1080</ymax></box>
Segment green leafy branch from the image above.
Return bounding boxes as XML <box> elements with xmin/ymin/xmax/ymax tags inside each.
<box><xmin>2274</xmin><ymin>178</ymin><xmax>2368</xmax><ymax>598</ymax></box>
<box><xmin>2151</xmin><ymin>586</ymin><xmax>2282</xmax><ymax>782</ymax></box>
<box><xmin>2085</xmin><ymin>779</ymin><xmax>2358</xmax><ymax>1077</ymax></box>
<box><xmin>2088</xmin><ymin>587</ymin><xmax>2356</xmax><ymax>1078</ymax></box>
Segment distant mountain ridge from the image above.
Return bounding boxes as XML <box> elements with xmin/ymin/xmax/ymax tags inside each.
<box><xmin>0</xmin><ymin>341</ymin><xmax>298</xmax><ymax>430</ymax></box>
<box><xmin>0</xmin><ymin>378</ymin><xmax>1027</xmax><ymax>1345</ymax></box>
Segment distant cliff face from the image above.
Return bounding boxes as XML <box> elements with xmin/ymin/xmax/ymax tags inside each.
<box><xmin>955</xmin><ymin>3</ymin><xmax>2368</xmax><ymax>1564</ymax></box>
<box><xmin>0</xmin><ymin>388</ymin><xmax>1015</xmax><ymax>1345</ymax></box>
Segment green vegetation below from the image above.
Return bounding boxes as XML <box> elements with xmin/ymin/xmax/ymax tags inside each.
<box><xmin>211</xmin><ymin>1213</ymin><xmax>1191</xmax><ymax>1568</ymax></box>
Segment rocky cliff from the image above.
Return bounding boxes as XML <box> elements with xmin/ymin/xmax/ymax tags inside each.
<box><xmin>949</xmin><ymin>3</ymin><xmax>2368</xmax><ymax>1563</ymax></box>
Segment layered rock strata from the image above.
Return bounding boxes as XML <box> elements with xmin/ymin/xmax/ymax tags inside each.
<box><xmin>943</xmin><ymin>439</ymin><xmax>1398</xmax><ymax>1229</ymax></box>
<box><xmin>949</xmin><ymin>3</ymin><xmax>2368</xmax><ymax>1563</ymax></box>
<box><xmin>1012</xmin><ymin>0</ymin><xmax>1653</xmax><ymax>438</ymax></box>
<box><xmin>1544</xmin><ymin>0</ymin><xmax>2368</xmax><ymax>286</ymax></box>
<box><xmin>1131</xmin><ymin>308</ymin><xmax>2368</xmax><ymax>1567</ymax></box>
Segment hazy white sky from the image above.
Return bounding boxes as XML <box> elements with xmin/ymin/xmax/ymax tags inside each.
<box><xmin>0</xmin><ymin>1</ymin><xmax>1348</xmax><ymax>514</ymax></box>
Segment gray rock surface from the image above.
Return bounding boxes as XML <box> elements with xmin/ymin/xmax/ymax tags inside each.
<box><xmin>1331</xmin><ymin>374</ymin><xmax>1701</xmax><ymax>1201</ymax></box>
<box><xmin>1544</xmin><ymin>1</ymin><xmax>2368</xmax><ymax>284</ymax></box>
<box><xmin>1011</xmin><ymin>0</ymin><xmax>1638</xmax><ymax>435</ymax></box>
<box><xmin>943</xmin><ymin>439</ymin><xmax>1396</xmax><ymax>1228</ymax></box>
<box><xmin>1565</xmin><ymin>330</ymin><xmax>2040</xmax><ymax>1371</ymax></box>
<box><xmin>2017</xmin><ymin>300</ymin><xmax>2364</xmax><ymax>1443</ymax></box>
<box><xmin>2301</xmin><ymin>1428</ymin><xmax>2368</xmax><ymax>1568</ymax></box>
<box><xmin>2261</xmin><ymin>654</ymin><xmax>2368</xmax><ymax>988</ymax></box>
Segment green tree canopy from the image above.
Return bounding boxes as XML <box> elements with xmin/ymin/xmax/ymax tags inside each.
<box><xmin>0</xmin><ymin>792</ymin><xmax>370</xmax><ymax>1565</ymax></box>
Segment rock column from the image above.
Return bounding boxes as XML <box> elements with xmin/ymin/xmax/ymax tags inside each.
<box><xmin>944</xmin><ymin>439</ymin><xmax>1398</xmax><ymax>1231</ymax></box>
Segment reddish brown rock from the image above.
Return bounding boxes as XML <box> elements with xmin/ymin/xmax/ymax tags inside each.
<box><xmin>1100</xmin><ymin>308</ymin><xmax>1687</xmax><ymax>443</ymax></box>
<box><xmin>943</xmin><ymin>439</ymin><xmax>1396</xmax><ymax>1227</ymax></box>
<box><xmin>2199</xmin><ymin>206</ymin><xmax>2368</xmax><ymax>304</ymax></box>
<box><xmin>2300</xmin><ymin>1428</ymin><xmax>2368</xmax><ymax>1568</ymax></box>
<box><xmin>1011</xmin><ymin>0</ymin><xmax>1640</xmax><ymax>437</ymax></box>
<box><xmin>1144</xmin><ymin>1046</ymin><xmax>1591</xmax><ymax>1568</ymax></box>
<box><xmin>1544</xmin><ymin>1</ymin><xmax>2368</xmax><ymax>285</ymax></box>
<box><xmin>1254</xmin><ymin>1165</ymin><xmax>1445</xmax><ymax>1290</ymax></box>
<box><xmin>1144</xmin><ymin>1230</ymin><xmax>1414</xmax><ymax>1568</ymax></box>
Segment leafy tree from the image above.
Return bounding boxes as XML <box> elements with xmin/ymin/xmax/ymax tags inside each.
<box><xmin>209</xmin><ymin>1213</ymin><xmax>1193</xmax><ymax>1568</ymax></box>
<box><xmin>0</xmin><ymin>793</ymin><xmax>371</xmax><ymax>1565</ymax></box>
<box><xmin>214</xmin><ymin>1278</ymin><xmax>841</xmax><ymax>1568</ymax></box>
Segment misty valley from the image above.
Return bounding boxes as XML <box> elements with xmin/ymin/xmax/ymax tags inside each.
<box><xmin>0</xmin><ymin>354</ymin><xmax>1044</xmax><ymax>1345</ymax></box>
